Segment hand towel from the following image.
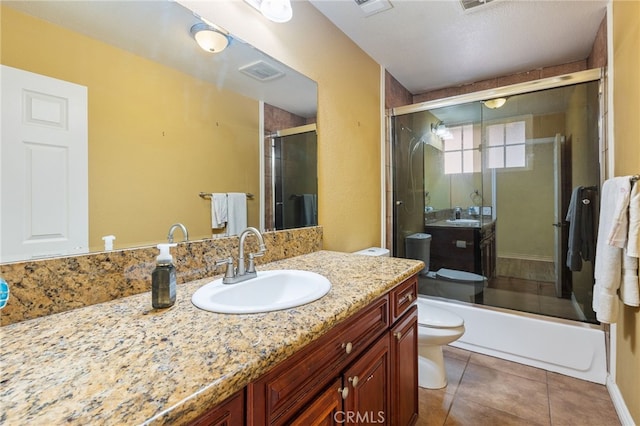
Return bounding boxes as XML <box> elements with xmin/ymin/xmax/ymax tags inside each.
<box><xmin>211</xmin><ymin>193</ymin><xmax>227</xmax><ymax>229</ymax></box>
<box><xmin>226</xmin><ymin>193</ymin><xmax>247</xmax><ymax>236</ymax></box>
<box><xmin>593</xmin><ymin>178</ymin><xmax>626</xmax><ymax>323</ymax></box>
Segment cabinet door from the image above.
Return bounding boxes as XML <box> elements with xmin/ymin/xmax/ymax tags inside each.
<box><xmin>342</xmin><ymin>334</ymin><xmax>390</xmax><ymax>425</ymax></box>
<box><xmin>289</xmin><ymin>378</ymin><xmax>342</xmax><ymax>426</ymax></box>
<box><xmin>189</xmin><ymin>390</ymin><xmax>245</xmax><ymax>426</ymax></box>
<box><xmin>390</xmin><ymin>306</ymin><xmax>418</xmax><ymax>426</ymax></box>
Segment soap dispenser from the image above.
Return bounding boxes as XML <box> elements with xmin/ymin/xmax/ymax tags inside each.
<box><xmin>152</xmin><ymin>243</ymin><xmax>178</xmax><ymax>309</ymax></box>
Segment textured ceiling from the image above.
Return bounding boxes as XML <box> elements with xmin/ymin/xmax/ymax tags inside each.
<box><xmin>309</xmin><ymin>0</ymin><xmax>608</xmax><ymax>94</ymax></box>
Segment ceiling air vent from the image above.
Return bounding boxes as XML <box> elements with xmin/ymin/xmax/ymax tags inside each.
<box><xmin>460</xmin><ymin>0</ymin><xmax>494</xmax><ymax>11</ymax></box>
<box><xmin>354</xmin><ymin>0</ymin><xmax>393</xmax><ymax>17</ymax></box>
<box><xmin>239</xmin><ymin>60</ymin><xmax>285</xmax><ymax>82</ymax></box>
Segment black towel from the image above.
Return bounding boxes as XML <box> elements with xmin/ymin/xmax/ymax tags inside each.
<box><xmin>566</xmin><ymin>186</ymin><xmax>596</xmax><ymax>271</ymax></box>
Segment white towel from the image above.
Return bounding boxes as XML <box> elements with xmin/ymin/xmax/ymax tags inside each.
<box><xmin>211</xmin><ymin>193</ymin><xmax>227</xmax><ymax>229</ymax></box>
<box><xmin>607</xmin><ymin>178</ymin><xmax>631</xmax><ymax>248</ymax></box>
<box><xmin>620</xmin><ymin>251</ymin><xmax>639</xmax><ymax>307</ymax></box>
<box><xmin>593</xmin><ymin>177</ymin><xmax>627</xmax><ymax>323</ymax></box>
<box><xmin>226</xmin><ymin>193</ymin><xmax>247</xmax><ymax>236</ymax></box>
<box><xmin>627</xmin><ymin>181</ymin><xmax>640</xmax><ymax>257</ymax></box>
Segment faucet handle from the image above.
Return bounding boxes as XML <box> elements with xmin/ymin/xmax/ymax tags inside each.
<box><xmin>247</xmin><ymin>253</ymin><xmax>257</xmax><ymax>274</ymax></box>
<box><xmin>214</xmin><ymin>257</ymin><xmax>235</xmax><ymax>279</ymax></box>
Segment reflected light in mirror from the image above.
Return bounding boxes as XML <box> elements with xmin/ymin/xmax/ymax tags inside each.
<box><xmin>482</xmin><ymin>97</ymin><xmax>508</xmax><ymax>109</ymax></box>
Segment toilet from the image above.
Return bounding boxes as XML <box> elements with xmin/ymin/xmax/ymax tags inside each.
<box><xmin>416</xmin><ymin>298</ymin><xmax>465</xmax><ymax>388</ymax></box>
<box><xmin>404</xmin><ymin>234</ymin><xmax>472</xmax><ymax>388</ymax></box>
<box><xmin>354</xmin><ymin>245</ymin><xmax>466</xmax><ymax>389</ymax></box>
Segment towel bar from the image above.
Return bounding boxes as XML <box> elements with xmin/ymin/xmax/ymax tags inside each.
<box><xmin>199</xmin><ymin>192</ymin><xmax>254</xmax><ymax>200</ymax></box>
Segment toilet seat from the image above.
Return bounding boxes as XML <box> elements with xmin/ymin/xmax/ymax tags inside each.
<box><xmin>435</xmin><ymin>268</ymin><xmax>485</xmax><ymax>283</ymax></box>
<box><xmin>418</xmin><ymin>305</ymin><xmax>464</xmax><ymax>328</ymax></box>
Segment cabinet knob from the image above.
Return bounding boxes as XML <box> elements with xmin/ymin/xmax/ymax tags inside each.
<box><xmin>348</xmin><ymin>375</ymin><xmax>359</xmax><ymax>387</ymax></box>
<box><xmin>394</xmin><ymin>331</ymin><xmax>402</xmax><ymax>340</ymax></box>
<box><xmin>338</xmin><ymin>387</ymin><xmax>349</xmax><ymax>399</ymax></box>
<box><xmin>342</xmin><ymin>342</ymin><xmax>353</xmax><ymax>354</ymax></box>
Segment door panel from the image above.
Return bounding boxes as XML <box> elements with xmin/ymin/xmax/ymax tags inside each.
<box><xmin>1</xmin><ymin>65</ymin><xmax>88</xmax><ymax>262</ymax></box>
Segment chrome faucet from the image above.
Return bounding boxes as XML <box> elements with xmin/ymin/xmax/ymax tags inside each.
<box><xmin>167</xmin><ymin>223</ymin><xmax>189</xmax><ymax>243</ymax></box>
<box><xmin>216</xmin><ymin>227</ymin><xmax>267</xmax><ymax>284</ymax></box>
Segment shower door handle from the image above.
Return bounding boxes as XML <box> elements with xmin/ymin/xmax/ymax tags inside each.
<box><xmin>395</xmin><ymin>201</ymin><xmax>403</xmax><ymax>206</ymax></box>
<box><xmin>552</xmin><ymin>222</ymin><xmax>563</xmax><ymax>227</ymax></box>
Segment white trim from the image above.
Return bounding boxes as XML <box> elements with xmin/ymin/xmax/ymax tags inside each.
<box><xmin>607</xmin><ymin>375</ymin><xmax>635</xmax><ymax>425</ymax></box>
<box><xmin>380</xmin><ymin>65</ymin><xmax>386</xmax><ymax>248</ymax></box>
<box><xmin>258</xmin><ymin>100</ymin><xmax>265</xmax><ymax>232</ymax></box>
<box><xmin>605</xmin><ymin>0</ymin><xmax>616</xmax><ymax>386</ymax></box>
<box><xmin>606</xmin><ymin>0</ymin><xmax>615</xmax><ymax>178</ymax></box>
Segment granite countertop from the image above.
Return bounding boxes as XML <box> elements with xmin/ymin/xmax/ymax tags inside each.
<box><xmin>0</xmin><ymin>250</ymin><xmax>423</xmax><ymax>425</ymax></box>
<box><xmin>424</xmin><ymin>218</ymin><xmax>495</xmax><ymax>230</ymax></box>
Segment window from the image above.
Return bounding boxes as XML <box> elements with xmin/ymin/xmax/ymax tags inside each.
<box><xmin>486</xmin><ymin>121</ymin><xmax>526</xmax><ymax>169</ymax></box>
<box><xmin>443</xmin><ymin>124</ymin><xmax>480</xmax><ymax>174</ymax></box>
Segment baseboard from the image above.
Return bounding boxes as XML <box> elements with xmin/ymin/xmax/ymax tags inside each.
<box><xmin>607</xmin><ymin>376</ymin><xmax>635</xmax><ymax>425</ymax></box>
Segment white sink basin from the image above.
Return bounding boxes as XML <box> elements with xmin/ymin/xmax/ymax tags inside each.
<box><xmin>445</xmin><ymin>219</ymin><xmax>480</xmax><ymax>225</ymax></box>
<box><xmin>191</xmin><ymin>270</ymin><xmax>331</xmax><ymax>314</ymax></box>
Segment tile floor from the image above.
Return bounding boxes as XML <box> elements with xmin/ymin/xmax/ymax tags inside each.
<box><xmin>416</xmin><ymin>346</ymin><xmax>621</xmax><ymax>426</ymax></box>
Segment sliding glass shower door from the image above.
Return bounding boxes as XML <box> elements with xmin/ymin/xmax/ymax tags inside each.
<box><xmin>391</xmin><ymin>74</ymin><xmax>602</xmax><ymax>323</ymax></box>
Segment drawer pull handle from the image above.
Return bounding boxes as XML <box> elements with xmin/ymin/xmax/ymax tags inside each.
<box><xmin>400</xmin><ymin>293</ymin><xmax>413</xmax><ymax>304</ymax></box>
<box><xmin>394</xmin><ymin>331</ymin><xmax>402</xmax><ymax>340</ymax></box>
<box><xmin>342</xmin><ymin>342</ymin><xmax>353</xmax><ymax>354</ymax></box>
<box><xmin>338</xmin><ymin>387</ymin><xmax>349</xmax><ymax>399</ymax></box>
<box><xmin>348</xmin><ymin>375</ymin><xmax>359</xmax><ymax>387</ymax></box>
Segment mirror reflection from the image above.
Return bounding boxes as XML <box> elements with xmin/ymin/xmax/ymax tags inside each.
<box><xmin>0</xmin><ymin>1</ymin><xmax>317</xmax><ymax>263</ymax></box>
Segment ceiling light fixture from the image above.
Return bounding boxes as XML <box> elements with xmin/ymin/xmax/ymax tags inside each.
<box><xmin>190</xmin><ymin>23</ymin><xmax>230</xmax><ymax>53</ymax></box>
<box><xmin>245</xmin><ymin>0</ymin><xmax>293</xmax><ymax>23</ymax></box>
<box><xmin>482</xmin><ymin>97</ymin><xmax>507</xmax><ymax>109</ymax></box>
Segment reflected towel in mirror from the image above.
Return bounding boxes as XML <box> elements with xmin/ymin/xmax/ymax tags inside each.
<box><xmin>226</xmin><ymin>193</ymin><xmax>247</xmax><ymax>236</ymax></box>
<box><xmin>211</xmin><ymin>193</ymin><xmax>227</xmax><ymax>229</ymax></box>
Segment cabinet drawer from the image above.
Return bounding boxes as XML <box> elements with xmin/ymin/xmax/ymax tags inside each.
<box><xmin>389</xmin><ymin>276</ymin><xmax>417</xmax><ymax>323</ymax></box>
<box><xmin>248</xmin><ymin>295</ymin><xmax>389</xmax><ymax>425</ymax></box>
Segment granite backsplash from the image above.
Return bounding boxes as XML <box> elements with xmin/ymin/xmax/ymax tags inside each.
<box><xmin>0</xmin><ymin>226</ymin><xmax>323</xmax><ymax>326</ymax></box>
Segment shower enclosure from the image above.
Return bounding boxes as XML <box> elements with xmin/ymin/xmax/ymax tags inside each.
<box><xmin>268</xmin><ymin>125</ymin><xmax>318</xmax><ymax>230</ymax></box>
<box><xmin>391</xmin><ymin>70</ymin><xmax>602</xmax><ymax>324</ymax></box>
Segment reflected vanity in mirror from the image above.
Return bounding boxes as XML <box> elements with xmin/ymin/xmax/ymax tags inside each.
<box><xmin>0</xmin><ymin>0</ymin><xmax>317</xmax><ymax>263</ymax></box>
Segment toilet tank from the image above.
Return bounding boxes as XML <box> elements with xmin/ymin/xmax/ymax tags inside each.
<box><xmin>353</xmin><ymin>247</ymin><xmax>390</xmax><ymax>257</ymax></box>
<box><xmin>405</xmin><ymin>233</ymin><xmax>431</xmax><ymax>274</ymax></box>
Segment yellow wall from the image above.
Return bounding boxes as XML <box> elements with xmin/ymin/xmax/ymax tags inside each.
<box><xmin>613</xmin><ymin>0</ymin><xmax>640</xmax><ymax>422</ymax></box>
<box><xmin>1</xmin><ymin>6</ymin><xmax>260</xmax><ymax>251</ymax></box>
<box><xmin>180</xmin><ymin>1</ymin><xmax>382</xmax><ymax>252</ymax></box>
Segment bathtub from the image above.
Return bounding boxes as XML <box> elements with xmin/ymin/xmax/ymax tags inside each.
<box><xmin>418</xmin><ymin>296</ymin><xmax>608</xmax><ymax>384</ymax></box>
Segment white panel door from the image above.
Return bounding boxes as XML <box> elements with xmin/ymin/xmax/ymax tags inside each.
<box><xmin>1</xmin><ymin>65</ymin><xmax>88</xmax><ymax>262</ymax></box>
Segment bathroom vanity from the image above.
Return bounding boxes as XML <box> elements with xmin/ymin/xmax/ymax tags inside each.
<box><xmin>424</xmin><ymin>220</ymin><xmax>496</xmax><ymax>278</ymax></box>
<box><xmin>0</xmin><ymin>251</ymin><xmax>423</xmax><ymax>425</ymax></box>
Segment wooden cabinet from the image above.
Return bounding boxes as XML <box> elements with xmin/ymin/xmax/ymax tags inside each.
<box><xmin>193</xmin><ymin>275</ymin><xmax>419</xmax><ymax>426</ymax></box>
<box><xmin>189</xmin><ymin>390</ymin><xmax>245</xmax><ymax>426</ymax></box>
<box><xmin>390</xmin><ymin>305</ymin><xmax>418</xmax><ymax>426</ymax></box>
<box><xmin>424</xmin><ymin>222</ymin><xmax>496</xmax><ymax>278</ymax></box>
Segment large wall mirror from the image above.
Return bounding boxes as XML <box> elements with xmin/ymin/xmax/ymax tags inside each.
<box><xmin>0</xmin><ymin>1</ymin><xmax>317</xmax><ymax>263</ymax></box>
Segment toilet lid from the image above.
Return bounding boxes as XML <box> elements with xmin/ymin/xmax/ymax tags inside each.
<box><xmin>436</xmin><ymin>268</ymin><xmax>485</xmax><ymax>283</ymax></box>
<box><xmin>418</xmin><ymin>305</ymin><xmax>464</xmax><ymax>328</ymax></box>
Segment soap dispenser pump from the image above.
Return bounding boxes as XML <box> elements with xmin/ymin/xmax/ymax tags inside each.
<box><xmin>152</xmin><ymin>243</ymin><xmax>178</xmax><ymax>309</ymax></box>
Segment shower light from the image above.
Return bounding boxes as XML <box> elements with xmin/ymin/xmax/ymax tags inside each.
<box><xmin>431</xmin><ymin>122</ymin><xmax>453</xmax><ymax>140</ymax></box>
<box><xmin>483</xmin><ymin>97</ymin><xmax>507</xmax><ymax>109</ymax></box>
<box><xmin>190</xmin><ymin>23</ymin><xmax>230</xmax><ymax>53</ymax></box>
